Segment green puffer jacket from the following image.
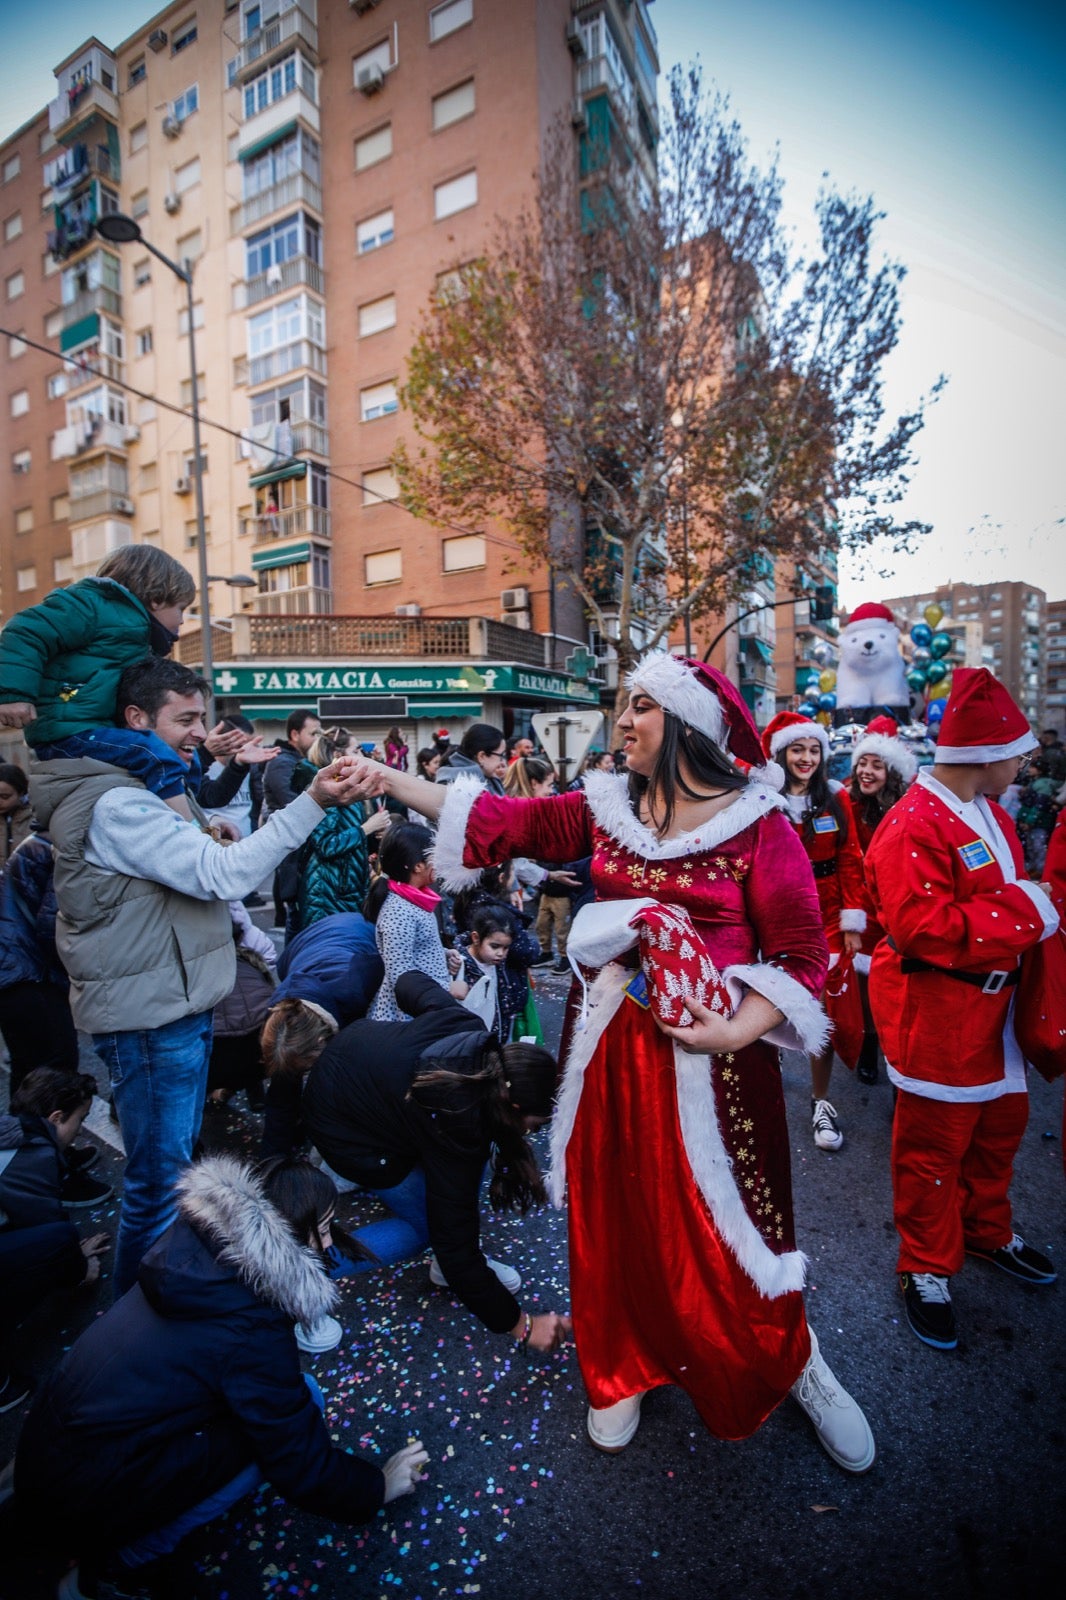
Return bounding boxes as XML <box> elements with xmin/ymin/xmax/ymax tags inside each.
<box><xmin>292</xmin><ymin>760</ymin><xmax>369</xmax><ymax>932</ymax></box>
<box><xmin>0</xmin><ymin>578</ymin><xmax>153</xmax><ymax>746</ymax></box>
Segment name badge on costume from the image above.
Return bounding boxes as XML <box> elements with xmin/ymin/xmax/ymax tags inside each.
<box><xmin>958</xmin><ymin>839</ymin><xmax>995</xmax><ymax>871</ymax></box>
<box><xmin>624</xmin><ymin>970</ymin><xmax>651</xmax><ymax>1009</ymax></box>
<box><xmin>812</xmin><ymin>814</ymin><xmax>839</xmax><ymax>834</ymax></box>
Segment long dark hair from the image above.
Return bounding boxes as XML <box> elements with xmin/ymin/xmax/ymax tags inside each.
<box><xmin>782</xmin><ymin>742</ymin><xmax>849</xmax><ymax>841</ymax></box>
<box><xmin>846</xmin><ymin>766</ymin><xmax>906</xmax><ymax>829</ymax></box>
<box><xmin>627</xmin><ymin>714</ymin><xmax>748</xmax><ymax>836</ymax></box>
<box><xmin>256</xmin><ymin>1154</ymin><xmax>371</xmax><ymax>1263</ymax></box>
<box><xmin>454</xmin><ymin>723</ymin><xmax>505</xmax><ymax>762</ymax></box>
<box><xmin>453</xmin><ymin>863</ymin><xmax>513</xmax><ymax>934</ymax></box>
<box><xmin>364</xmin><ymin>820</ymin><xmax>435</xmax><ymax>922</ymax></box>
<box><xmin>409</xmin><ymin>1040</ymin><xmax>555</xmax><ymax>1213</ymax></box>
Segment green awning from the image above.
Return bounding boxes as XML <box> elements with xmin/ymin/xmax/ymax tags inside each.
<box><xmin>60</xmin><ymin>312</ymin><xmax>99</xmax><ymax>353</ymax></box>
<box><xmin>408</xmin><ymin>700</ymin><xmax>483</xmax><ymax>719</ymax></box>
<box><xmin>248</xmin><ymin>459</ymin><xmax>307</xmax><ymax>489</ymax></box>
<box><xmin>238</xmin><ymin>119</ymin><xmax>297</xmax><ymax>163</ymax></box>
<box><xmin>251</xmin><ymin>541</ymin><xmax>310</xmax><ymax>571</ymax></box>
<box><xmin>742</xmin><ymin>635</ymin><xmax>774</xmax><ymax>663</ymax></box>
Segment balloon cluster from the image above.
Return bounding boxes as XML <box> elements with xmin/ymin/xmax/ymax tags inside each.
<box><xmin>907</xmin><ymin>603</ymin><xmax>954</xmax><ymax>726</ymax></box>
<box><xmin>797</xmin><ymin>652</ymin><xmax>836</xmax><ymax>726</ymax></box>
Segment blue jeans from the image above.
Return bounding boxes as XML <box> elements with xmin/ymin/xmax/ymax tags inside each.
<box><xmin>36</xmin><ymin>727</ymin><xmax>194</xmax><ymax>800</ymax></box>
<box><xmin>93</xmin><ymin>1010</ymin><xmax>215</xmax><ymax>1297</ymax></box>
<box><xmin>118</xmin><ymin>1375</ymin><xmax>325</xmax><ymax>1566</ymax></box>
<box><xmin>327</xmin><ymin>1166</ymin><xmax>431</xmax><ymax>1277</ymax></box>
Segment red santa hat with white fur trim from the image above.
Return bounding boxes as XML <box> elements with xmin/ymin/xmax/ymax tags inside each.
<box><xmin>850</xmin><ymin>714</ymin><xmax>917</xmax><ymax>783</ymax></box>
<box><xmin>844</xmin><ymin>601</ymin><xmax>898</xmax><ymax>631</ymax></box>
<box><xmin>933</xmin><ymin>667</ymin><xmax>1038</xmax><ymax>764</ymax></box>
<box><xmin>760</xmin><ymin>710</ymin><xmax>830</xmax><ymax>765</ymax></box>
<box><xmin>625</xmin><ymin>652</ymin><xmax>784</xmax><ymax>789</ymax></box>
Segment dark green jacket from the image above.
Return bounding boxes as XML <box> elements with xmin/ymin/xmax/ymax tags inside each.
<box><xmin>0</xmin><ymin>578</ymin><xmax>152</xmax><ymax>746</ymax></box>
<box><xmin>292</xmin><ymin>760</ymin><xmax>369</xmax><ymax>931</ymax></box>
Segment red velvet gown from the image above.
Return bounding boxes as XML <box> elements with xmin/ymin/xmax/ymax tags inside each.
<box><xmin>435</xmin><ymin>772</ymin><xmax>830</xmax><ymax>1440</ymax></box>
<box><xmin>781</xmin><ymin>787</ymin><xmax>868</xmax><ymax>958</ymax></box>
<box><xmin>837</xmin><ymin>788</ymin><xmax>888</xmax><ymax>971</ymax></box>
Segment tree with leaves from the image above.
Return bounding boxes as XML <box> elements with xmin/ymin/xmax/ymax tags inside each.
<box><xmin>395</xmin><ymin>64</ymin><xmax>941</xmax><ymax>702</ymax></box>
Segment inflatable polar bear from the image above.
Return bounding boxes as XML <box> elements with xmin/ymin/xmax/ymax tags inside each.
<box><xmin>834</xmin><ymin>601</ymin><xmax>912</xmax><ymax>724</ymax></box>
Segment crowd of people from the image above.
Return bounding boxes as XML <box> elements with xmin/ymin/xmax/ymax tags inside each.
<box><xmin>0</xmin><ymin>546</ymin><xmax>1061</xmax><ymax>1597</ymax></box>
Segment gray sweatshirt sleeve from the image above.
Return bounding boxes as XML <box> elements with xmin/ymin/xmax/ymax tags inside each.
<box><xmin>84</xmin><ymin>788</ymin><xmax>326</xmax><ymax>901</ymax></box>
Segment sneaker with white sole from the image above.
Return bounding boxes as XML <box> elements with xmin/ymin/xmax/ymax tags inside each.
<box><xmin>429</xmin><ymin>1254</ymin><xmax>521</xmax><ymax>1295</ymax></box>
<box><xmin>811</xmin><ymin>1098</ymin><xmax>843</xmax><ymax>1151</ymax></box>
<box><xmin>790</xmin><ymin>1329</ymin><xmax>875</xmax><ymax>1473</ymax></box>
<box><xmin>587</xmin><ymin>1392</ymin><xmax>645</xmax><ymax>1453</ymax></box>
<box><xmin>965</xmin><ymin>1234</ymin><xmax>1057</xmax><ymax>1285</ymax></box>
<box><xmin>295</xmin><ymin>1313</ymin><xmax>342</xmax><ymax>1354</ymax></box>
<box><xmin>900</xmin><ymin>1271</ymin><xmax>958</xmax><ymax>1349</ymax></box>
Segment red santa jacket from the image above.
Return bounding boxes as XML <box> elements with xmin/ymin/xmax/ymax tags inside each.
<box><xmin>782</xmin><ymin>787</ymin><xmax>867</xmax><ymax>955</ymax></box>
<box><xmin>838</xmin><ymin>787</ymin><xmax>888</xmax><ymax>959</ymax></box>
<box><xmin>865</xmin><ymin>773</ymin><xmax>1057</xmax><ymax>1095</ymax></box>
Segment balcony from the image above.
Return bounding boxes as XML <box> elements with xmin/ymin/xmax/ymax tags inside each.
<box><xmin>176</xmin><ymin>615</ymin><xmax>554</xmax><ymax>668</ymax></box>
<box><xmin>49</xmin><ymin>78</ymin><xmax>119</xmax><ymax>139</ymax></box>
<box><xmin>250</xmin><ymin>503</ymin><xmax>331</xmax><ymax>543</ymax></box>
<box><xmin>254</xmin><ymin>587</ymin><xmax>333</xmax><ymax>617</ymax></box>
<box><xmin>248</xmin><ymin>339</ymin><xmax>326</xmax><ymax>386</ymax></box>
<box><xmin>62</xmin><ymin>284</ymin><xmax>122</xmax><ymax>326</ymax></box>
<box><xmin>234</xmin><ymin>253</ymin><xmax>324</xmax><ymax>310</ymax></box>
<box><xmin>67</xmin><ymin>487</ymin><xmax>134</xmax><ymax>521</ymax></box>
<box><xmin>54</xmin><ymin>417</ymin><xmax>129</xmax><ymax>459</ymax></box>
<box><xmin>47</xmin><ymin>142</ymin><xmax>119</xmax><ymax>202</ymax></box>
<box><xmin>228</xmin><ymin>4</ymin><xmax>318</xmax><ymax>80</ymax></box>
<box><xmin>232</xmin><ymin>171</ymin><xmax>323</xmax><ymax>233</ymax></box>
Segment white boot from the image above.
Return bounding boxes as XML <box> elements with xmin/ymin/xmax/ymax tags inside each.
<box><xmin>429</xmin><ymin>1253</ymin><xmax>521</xmax><ymax>1294</ymax></box>
<box><xmin>791</xmin><ymin>1328</ymin><xmax>875</xmax><ymax>1473</ymax></box>
<box><xmin>587</xmin><ymin>1392</ymin><xmax>645</xmax><ymax>1453</ymax></box>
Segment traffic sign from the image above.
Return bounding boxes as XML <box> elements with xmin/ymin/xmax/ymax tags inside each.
<box><xmin>531</xmin><ymin>709</ymin><xmax>604</xmax><ymax>782</ymax></box>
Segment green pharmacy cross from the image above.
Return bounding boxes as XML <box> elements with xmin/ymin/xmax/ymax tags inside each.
<box><xmin>565</xmin><ymin>646</ymin><xmax>597</xmax><ymax>682</ymax></box>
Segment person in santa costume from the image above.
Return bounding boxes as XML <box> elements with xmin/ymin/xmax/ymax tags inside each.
<box><xmin>345</xmin><ymin>655</ymin><xmax>876</xmax><ymax>1473</ymax></box>
<box><xmin>864</xmin><ymin>668</ymin><xmax>1059</xmax><ymax>1351</ymax></box>
<box><xmin>762</xmin><ymin>711</ymin><xmax>868</xmax><ymax>1150</ymax></box>
<box><xmin>841</xmin><ymin>716</ymin><xmax>918</xmax><ymax>1082</ymax></box>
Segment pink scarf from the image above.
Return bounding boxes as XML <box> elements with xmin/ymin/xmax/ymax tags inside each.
<box><xmin>389</xmin><ymin>880</ymin><xmax>441</xmax><ymax>912</ymax></box>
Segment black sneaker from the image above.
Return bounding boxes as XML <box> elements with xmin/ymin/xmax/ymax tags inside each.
<box><xmin>67</xmin><ymin>1144</ymin><xmax>100</xmax><ymax>1174</ymax></box>
<box><xmin>966</xmin><ymin>1234</ymin><xmax>1057</xmax><ymax>1285</ymax></box>
<box><xmin>61</xmin><ymin>1169</ymin><xmax>114</xmax><ymax>1209</ymax></box>
<box><xmin>900</xmin><ymin>1271</ymin><xmax>958</xmax><ymax>1349</ymax></box>
<box><xmin>530</xmin><ymin>954</ymin><xmax>555</xmax><ymax>967</ymax></box>
<box><xmin>552</xmin><ymin>958</ymin><xmax>571</xmax><ymax>973</ymax></box>
<box><xmin>0</xmin><ymin>1371</ymin><xmax>32</xmax><ymax>1414</ymax></box>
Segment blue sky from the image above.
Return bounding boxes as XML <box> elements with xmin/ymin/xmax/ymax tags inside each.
<box><xmin>3</xmin><ymin>0</ymin><xmax>1063</xmax><ymax>604</ymax></box>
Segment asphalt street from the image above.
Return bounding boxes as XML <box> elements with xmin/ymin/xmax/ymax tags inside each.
<box><xmin>2</xmin><ymin>963</ymin><xmax>1064</xmax><ymax>1600</ymax></box>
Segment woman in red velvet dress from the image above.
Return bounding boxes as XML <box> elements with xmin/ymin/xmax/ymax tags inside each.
<box><xmin>839</xmin><ymin>717</ymin><xmax>917</xmax><ymax>1082</ymax></box>
<box><xmin>350</xmin><ymin>655</ymin><xmax>875</xmax><ymax>1473</ymax></box>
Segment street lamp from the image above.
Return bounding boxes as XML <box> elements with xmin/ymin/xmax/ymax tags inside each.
<box><xmin>95</xmin><ymin>212</ymin><xmax>213</xmax><ymax>690</ymax></box>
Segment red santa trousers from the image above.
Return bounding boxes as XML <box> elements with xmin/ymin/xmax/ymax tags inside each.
<box><xmin>892</xmin><ymin>1089</ymin><xmax>1029</xmax><ymax>1276</ymax></box>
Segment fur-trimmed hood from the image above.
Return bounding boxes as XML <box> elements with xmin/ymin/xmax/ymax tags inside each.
<box><xmin>145</xmin><ymin>1154</ymin><xmax>338</xmax><ymax>1327</ymax></box>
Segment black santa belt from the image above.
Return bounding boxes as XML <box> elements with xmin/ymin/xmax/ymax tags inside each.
<box><xmin>811</xmin><ymin>859</ymin><xmax>838</xmax><ymax>879</ymax></box>
<box><xmin>887</xmin><ymin>938</ymin><xmax>1020</xmax><ymax>995</ymax></box>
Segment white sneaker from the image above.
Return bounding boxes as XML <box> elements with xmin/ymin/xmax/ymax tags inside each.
<box><xmin>295</xmin><ymin>1313</ymin><xmax>343</xmax><ymax>1354</ymax></box>
<box><xmin>811</xmin><ymin>1099</ymin><xmax>843</xmax><ymax>1151</ymax></box>
<box><xmin>429</xmin><ymin>1253</ymin><xmax>521</xmax><ymax>1295</ymax></box>
<box><xmin>587</xmin><ymin>1393</ymin><xmax>645</xmax><ymax>1452</ymax></box>
<box><xmin>790</xmin><ymin>1328</ymin><xmax>875</xmax><ymax>1473</ymax></box>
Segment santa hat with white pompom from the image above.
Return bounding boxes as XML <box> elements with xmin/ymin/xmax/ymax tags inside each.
<box><xmin>850</xmin><ymin>715</ymin><xmax>918</xmax><ymax>783</ymax></box>
<box><xmin>625</xmin><ymin>652</ymin><xmax>785</xmax><ymax>790</ymax></box>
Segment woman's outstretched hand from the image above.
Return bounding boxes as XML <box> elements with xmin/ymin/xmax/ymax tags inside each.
<box><xmin>383</xmin><ymin>1440</ymin><xmax>430</xmax><ymax>1502</ymax></box>
<box><xmin>512</xmin><ymin>1310</ymin><xmax>573</xmax><ymax>1355</ymax></box>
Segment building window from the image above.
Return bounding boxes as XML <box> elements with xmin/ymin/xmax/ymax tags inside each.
<box><xmin>362</xmin><ymin>466</ymin><xmax>398</xmax><ymax>506</ymax></box>
<box><xmin>135</xmin><ymin>328</ymin><xmax>153</xmax><ymax>357</ymax></box>
<box><xmin>432</xmin><ymin>79</ymin><xmax>475</xmax><ymax>131</ymax></box>
<box><xmin>358</xmin><ymin>294</ymin><xmax>397</xmax><ymax>337</ymax></box>
<box><xmin>176</xmin><ymin>229</ymin><xmax>203</xmax><ymax>262</ymax></box>
<box><xmin>184</xmin><ymin>516</ymin><xmax>211</xmax><ymax>547</ymax></box>
<box><xmin>360</xmin><ymin>380</ymin><xmax>398</xmax><ymax>421</ymax></box>
<box><xmin>8</xmin><ymin>332</ymin><xmax>26</xmax><ymax>359</ymax></box>
<box><xmin>4</xmin><ymin>211</ymin><xmax>22</xmax><ymax>242</ymax></box>
<box><xmin>130</xmin><ymin>121</ymin><xmax>148</xmax><ymax>154</ymax></box>
<box><xmin>353</xmin><ymin>39</ymin><xmax>394</xmax><ymax>82</ymax></box>
<box><xmin>16</xmin><ymin>565</ymin><xmax>37</xmax><ymax>593</ymax></box>
<box><xmin>2</xmin><ymin>154</ymin><xmax>20</xmax><ymax>183</ymax></box>
<box><xmin>434</xmin><ymin>169</ymin><xmax>477</xmax><ymax>220</ymax></box>
<box><xmin>442</xmin><ymin>533</ymin><xmax>485</xmax><ymax>572</ymax></box>
<box><xmin>15</xmin><ymin>507</ymin><xmax>33</xmax><ymax>534</ymax></box>
<box><xmin>247</xmin><ymin>292</ymin><xmax>324</xmax><ymax>357</ymax></box>
<box><xmin>128</xmin><ymin>56</ymin><xmax>146</xmax><ymax>87</ymax></box>
<box><xmin>355</xmin><ymin>124</ymin><xmax>392</xmax><ymax>171</ymax></box>
<box><xmin>131</xmin><ymin>190</ymin><xmax>149</xmax><ymax>219</ymax></box>
<box><xmin>53</xmin><ymin>555</ymin><xmax>73</xmax><ymax>582</ymax></box>
<box><xmin>357</xmin><ymin>207</ymin><xmax>394</xmax><ymax>253</ymax></box>
<box><xmin>133</xmin><ymin>258</ymin><xmax>151</xmax><ymax>287</ymax></box>
<box><xmin>245</xmin><ymin>212</ymin><xmax>320</xmax><ymax>277</ymax></box>
<box><xmin>178</xmin><ymin>301</ymin><xmax>205</xmax><ymax>335</ymax></box>
<box><xmin>175</xmin><ymin>157</ymin><xmax>201</xmax><ymax>193</ymax></box>
<box><xmin>10</xmin><ymin>388</ymin><xmax>29</xmax><ymax>417</ymax></box>
<box><xmin>6</xmin><ymin>270</ymin><xmax>25</xmax><ymax>301</ymax></box>
<box><xmin>429</xmin><ymin>0</ymin><xmax>473</xmax><ymax>43</ymax></box>
<box><xmin>172</xmin><ymin>83</ymin><xmax>199</xmax><ymax>123</ymax></box>
<box><xmin>12</xmin><ymin>448</ymin><xmax>31</xmax><ymax>473</ymax></box>
<box><xmin>179</xmin><ymin>373</ymin><xmax>205</xmax><ymax>407</ymax></box>
<box><xmin>45</xmin><ymin>310</ymin><xmax>64</xmax><ymax>337</ymax></box>
<box><xmin>241</xmin><ymin>128</ymin><xmax>320</xmax><ymax>199</ymax></box>
<box><xmin>172</xmin><ymin>18</ymin><xmax>198</xmax><ymax>53</ymax></box>
<box><xmin>52</xmin><ymin>493</ymin><xmax>69</xmax><ymax>521</ymax></box>
<box><xmin>436</xmin><ymin>263</ymin><xmax>474</xmax><ymax>303</ymax></box>
<box><xmin>243</xmin><ymin>51</ymin><xmax>315</xmax><ymax>118</ymax></box>
<box><xmin>365</xmin><ymin>548</ymin><xmax>402</xmax><ymax>585</ymax></box>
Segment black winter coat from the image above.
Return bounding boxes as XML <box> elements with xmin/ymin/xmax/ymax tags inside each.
<box><xmin>0</xmin><ymin>1114</ymin><xmax>68</xmax><ymax>1230</ymax></box>
<box><xmin>302</xmin><ymin>972</ymin><xmax>519</xmax><ymax>1334</ymax></box>
<box><xmin>13</xmin><ymin>1156</ymin><xmax>385</xmax><ymax>1555</ymax></box>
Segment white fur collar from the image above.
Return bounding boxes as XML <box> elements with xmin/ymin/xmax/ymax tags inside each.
<box><xmin>583</xmin><ymin>770</ymin><xmax>784</xmax><ymax>861</ymax></box>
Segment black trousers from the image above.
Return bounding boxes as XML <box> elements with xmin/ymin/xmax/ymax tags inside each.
<box><xmin>0</xmin><ymin>1220</ymin><xmax>86</xmax><ymax>1344</ymax></box>
<box><xmin>0</xmin><ymin>981</ymin><xmax>80</xmax><ymax>1103</ymax></box>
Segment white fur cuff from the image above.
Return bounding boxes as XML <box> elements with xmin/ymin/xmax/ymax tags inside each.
<box><xmin>431</xmin><ymin>776</ymin><xmax>485</xmax><ymax>891</ymax></box>
<box><xmin>853</xmin><ymin>951</ymin><xmax>871</xmax><ymax>975</ymax></box>
<box><xmin>723</xmin><ymin>961</ymin><xmax>830</xmax><ymax>1057</ymax></box>
<box><xmin>839</xmin><ymin>909</ymin><xmax>868</xmax><ymax>933</ymax></box>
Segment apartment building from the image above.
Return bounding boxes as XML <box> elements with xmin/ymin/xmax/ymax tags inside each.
<box><xmin>0</xmin><ymin>0</ymin><xmax>660</xmax><ymax>734</ymax></box>
<box><xmin>883</xmin><ymin>580</ymin><xmax>1046</xmax><ymax>727</ymax></box>
<box><xmin>1045</xmin><ymin>597</ymin><xmax>1066</xmax><ymax>727</ymax></box>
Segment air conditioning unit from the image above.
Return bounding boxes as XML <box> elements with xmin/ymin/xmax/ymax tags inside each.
<box><xmin>148</xmin><ymin>28</ymin><xmax>168</xmax><ymax>52</ymax></box>
<box><xmin>571</xmin><ymin>98</ymin><xmax>588</xmax><ymax>131</ymax></box>
<box><xmin>162</xmin><ymin>114</ymin><xmax>182</xmax><ymax>139</ymax></box>
<box><xmin>395</xmin><ymin>603</ymin><xmax>422</xmax><ymax>617</ymax></box>
<box><xmin>115</xmin><ymin>496</ymin><xmax>135</xmax><ymax>515</ymax></box>
<box><xmin>501</xmin><ymin>586</ymin><xmax>530</xmax><ymax>612</ymax></box>
<box><xmin>356</xmin><ymin>62</ymin><xmax>385</xmax><ymax>95</ymax></box>
<box><xmin>123</xmin><ymin>424</ymin><xmax>141</xmax><ymax>444</ymax></box>
<box><xmin>174</xmin><ymin>475</ymin><xmax>191</xmax><ymax>495</ymax></box>
<box><xmin>565</xmin><ymin>19</ymin><xmax>586</xmax><ymax>57</ymax></box>
<box><xmin>162</xmin><ymin>192</ymin><xmax>182</xmax><ymax>215</ymax></box>
<box><xmin>350</xmin><ymin>0</ymin><xmax>383</xmax><ymax>12</ymax></box>
<box><xmin>512</xmin><ymin>611</ymin><xmax>533</xmax><ymax>631</ymax></box>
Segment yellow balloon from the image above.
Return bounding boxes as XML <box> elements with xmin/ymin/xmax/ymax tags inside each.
<box><xmin>923</xmin><ymin>602</ymin><xmax>944</xmax><ymax>627</ymax></box>
<box><xmin>928</xmin><ymin>679</ymin><xmax>951</xmax><ymax>700</ymax></box>
<box><xmin>818</xmin><ymin>669</ymin><xmax>837</xmax><ymax>692</ymax></box>
<box><xmin>816</xmin><ymin>710</ymin><xmax>832</xmax><ymax>727</ymax></box>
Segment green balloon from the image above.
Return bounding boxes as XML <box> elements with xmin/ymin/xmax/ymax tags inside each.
<box><xmin>906</xmin><ymin>667</ymin><xmax>928</xmax><ymax>692</ymax></box>
<box><xmin>930</xmin><ymin>632</ymin><xmax>953</xmax><ymax>659</ymax></box>
<box><xmin>926</xmin><ymin>661</ymin><xmax>947</xmax><ymax>685</ymax></box>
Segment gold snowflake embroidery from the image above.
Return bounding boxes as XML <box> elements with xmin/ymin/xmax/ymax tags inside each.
<box><xmin>676</xmin><ymin>873</ymin><xmax>693</xmax><ymax>888</ymax></box>
<box><xmin>602</xmin><ymin>860</ymin><xmax>618</xmax><ymax>874</ymax></box>
<box><xmin>742</xmin><ymin>1118</ymin><xmax>754</xmax><ymax>1132</ymax></box>
<box><xmin>648</xmin><ymin>866</ymin><xmax>668</xmax><ymax>887</ymax></box>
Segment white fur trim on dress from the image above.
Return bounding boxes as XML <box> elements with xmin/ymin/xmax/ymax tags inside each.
<box><xmin>432</xmin><ymin>775</ymin><xmax>486</xmax><ymax>891</ymax></box>
<box><xmin>723</xmin><ymin>961</ymin><xmax>831</xmax><ymax>1056</ymax></box>
<box><xmin>565</xmin><ymin>897</ymin><xmax>656</xmax><ymax>970</ymax></box>
<box><xmin>851</xmin><ymin>733</ymin><xmax>917</xmax><ymax>783</ymax></box>
<box><xmin>839</xmin><ymin>908</ymin><xmax>868</xmax><ymax>933</ymax></box>
<box><xmin>547</xmin><ymin>964</ymin><xmax>629</xmax><ymax>1207</ymax></box>
<box><xmin>626</xmin><ymin>651</ymin><xmax>727</xmax><ymax>745</ymax></box>
<box><xmin>583</xmin><ymin>770</ymin><xmax>784</xmax><ymax>862</ymax></box>
<box><xmin>768</xmin><ymin>721</ymin><xmax>830</xmax><ymax>761</ymax></box>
